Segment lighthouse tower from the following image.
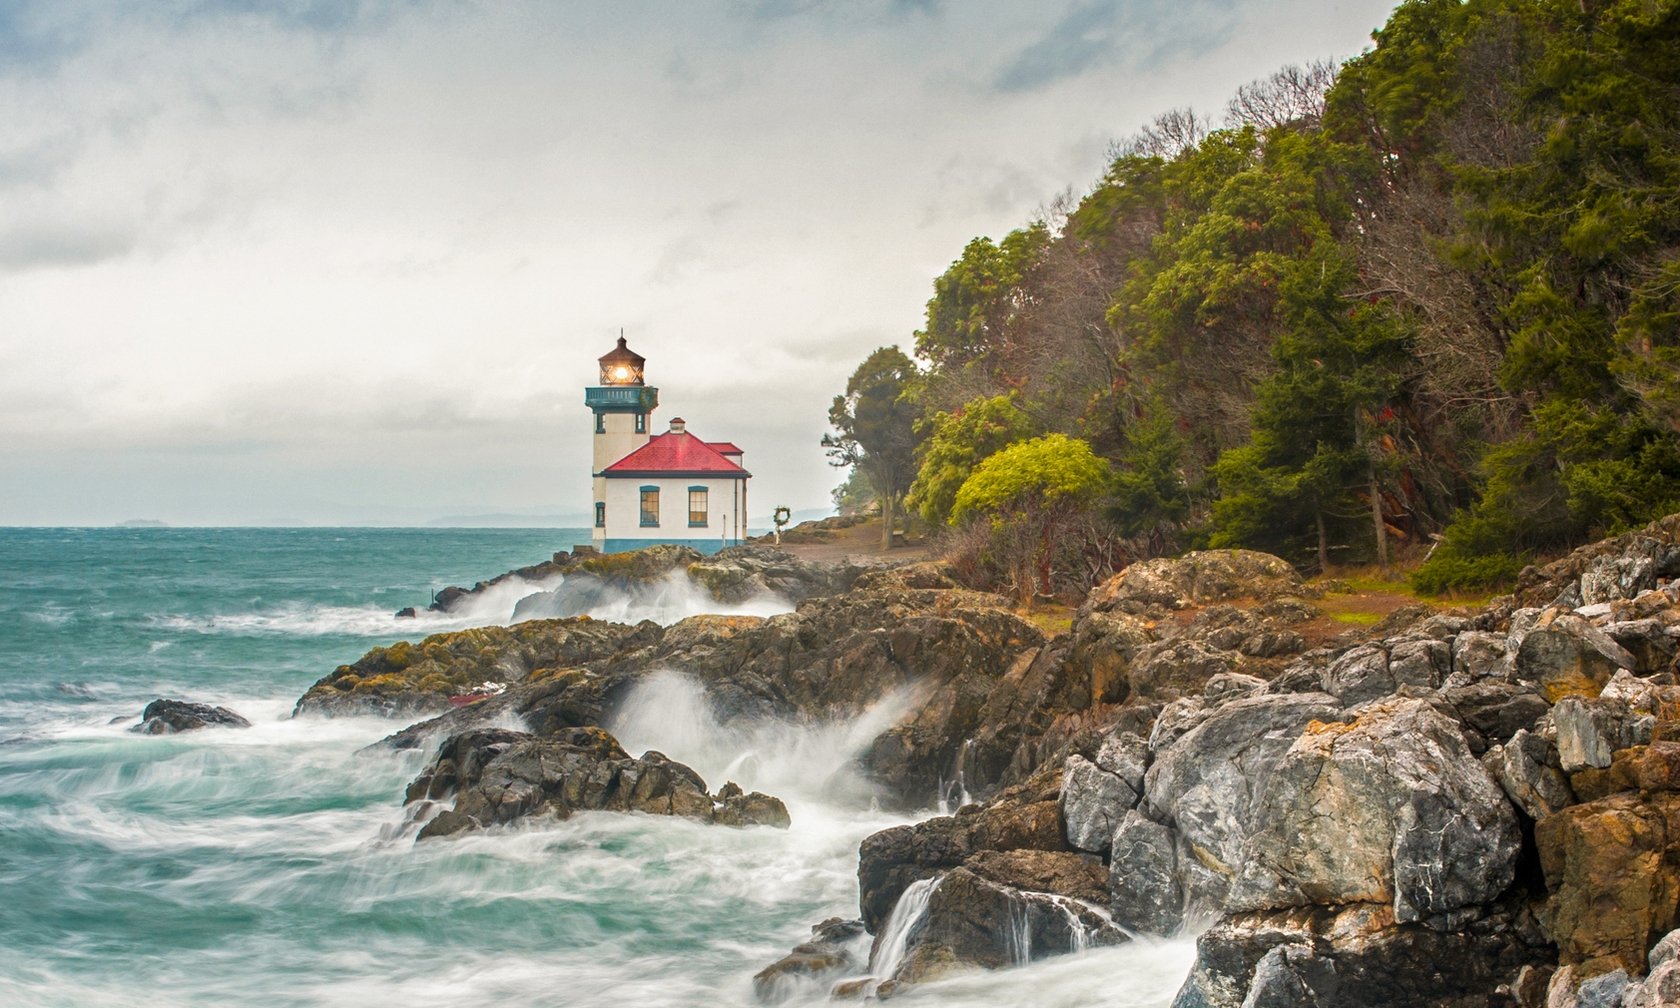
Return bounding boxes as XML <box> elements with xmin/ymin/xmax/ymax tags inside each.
<box><xmin>585</xmin><ymin>337</ymin><xmax>751</xmax><ymax>554</ymax></box>
<box><xmin>586</xmin><ymin>337</ymin><xmax>659</xmax><ymax>550</ymax></box>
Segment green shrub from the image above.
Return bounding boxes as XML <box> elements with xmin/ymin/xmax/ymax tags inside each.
<box><xmin>1410</xmin><ymin>549</ymin><xmax>1527</xmax><ymax>596</ymax></box>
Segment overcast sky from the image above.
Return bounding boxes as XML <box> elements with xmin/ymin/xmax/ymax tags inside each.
<box><xmin>0</xmin><ymin>0</ymin><xmax>1398</xmax><ymax>527</ymax></box>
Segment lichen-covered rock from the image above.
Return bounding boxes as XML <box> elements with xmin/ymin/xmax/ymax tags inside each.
<box><xmin>130</xmin><ymin>698</ymin><xmax>252</xmax><ymax>734</ymax></box>
<box><xmin>1169</xmin><ymin>901</ymin><xmax>1550</xmax><ymax>1008</ymax></box>
<box><xmin>1059</xmin><ymin>754</ymin><xmax>1137</xmax><ymax>853</ymax></box>
<box><xmin>1516</xmin><ymin>611</ymin><xmax>1638</xmax><ymax>703</ymax></box>
<box><xmin>404</xmin><ymin>727</ymin><xmax>788</xmax><ymax>840</ymax></box>
<box><xmin>1081</xmin><ymin>550</ymin><xmax>1316</xmax><ymax>615</ymax></box>
<box><xmin>1095</xmin><ymin>728</ymin><xmax>1149</xmax><ymax>796</ymax></box>
<box><xmin>1535</xmin><ymin>790</ymin><xmax>1680</xmax><ymax>975</ymax></box>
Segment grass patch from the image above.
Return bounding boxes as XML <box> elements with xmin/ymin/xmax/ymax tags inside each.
<box><xmin>1328</xmin><ymin>611</ymin><xmax>1384</xmax><ymax>625</ymax></box>
<box><xmin>1019</xmin><ymin>606</ymin><xmax>1075</xmax><ymax>636</ymax></box>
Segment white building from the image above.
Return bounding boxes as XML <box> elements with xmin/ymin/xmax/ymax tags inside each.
<box><xmin>585</xmin><ymin>337</ymin><xmax>750</xmax><ymax>554</ymax></box>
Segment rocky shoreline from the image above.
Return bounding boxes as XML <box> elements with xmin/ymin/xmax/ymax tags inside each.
<box><xmin>284</xmin><ymin>514</ymin><xmax>1680</xmax><ymax>1006</ymax></box>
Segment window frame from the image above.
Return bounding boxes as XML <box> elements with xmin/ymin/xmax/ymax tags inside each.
<box><xmin>688</xmin><ymin>486</ymin><xmax>708</xmax><ymax>527</ymax></box>
<box><xmin>594</xmin><ymin>502</ymin><xmax>605</xmax><ymax>528</ymax></box>
<box><xmin>594</xmin><ymin>413</ymin><xmax>605</xmax><ymax>434</ymax></box>
<box><xmin>634</xmin><ymin>413</ymin><xmax>646</xmax><ymax>434</ymax></box>
<box><xmin>639</xmin><ymin>486</ymin><xmax>659</xmax><ymax>527</ymax></box>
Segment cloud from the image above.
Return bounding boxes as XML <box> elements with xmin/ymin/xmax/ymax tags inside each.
<box><xmin>994</xmin><ymin>0</ymin><xmax>1246</xmax><ymax>93</ymax></box>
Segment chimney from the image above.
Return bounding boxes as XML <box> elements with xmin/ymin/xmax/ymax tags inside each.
<box><xmin>668</xmin><ymin>417</ymin><xmax>687</xmax><ymax>434</ymax></box>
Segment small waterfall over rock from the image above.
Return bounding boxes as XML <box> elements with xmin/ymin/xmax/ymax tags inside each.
<box><xmin>868</xmin><ymin>875</ymin><xmax>942</xmax><ymax>983</ymax></box>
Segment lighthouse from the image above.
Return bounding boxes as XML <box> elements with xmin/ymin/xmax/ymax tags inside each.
<box><xmin>585</xmin><ymin>337</ymin><xmax>750</xmax><ymax>554</ymax></box>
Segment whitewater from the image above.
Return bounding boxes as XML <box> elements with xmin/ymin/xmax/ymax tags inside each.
<box><xmin>0</xmin><ymin>527</ymin><xmax>1193</xmax><ymax>1007</ymax></box>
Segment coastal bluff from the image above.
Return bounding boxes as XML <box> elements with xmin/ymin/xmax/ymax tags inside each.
<box><xmin>294</xmin><ymin>515</ymin><xmax>1680</xmax><ymax>1006</ymax></box>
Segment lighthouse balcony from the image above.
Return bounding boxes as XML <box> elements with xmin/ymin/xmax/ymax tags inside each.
<box><xmin>585</xmin><ymin>386</ymin><xmax>659</xmax><ymax>413</ymax></box>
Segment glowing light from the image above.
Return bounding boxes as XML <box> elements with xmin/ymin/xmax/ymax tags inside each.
<box><xmin>613</xmin><ymin>366</ymin><xmax>630</xmax><ymax>380</ymax></box>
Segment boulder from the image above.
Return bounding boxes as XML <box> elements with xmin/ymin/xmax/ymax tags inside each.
<box><xmin>1535</xmin><ymin>790</ymin><xmax>1680</xmax><ymax>975</ymax></box>
<box><xmin>685</xmin><ymin>544</ymin><xmax>856</xmax><ymax>605</ymax></box>
<box><xmin>1080</xmin><ymin>550</ymin><xmax>1314</xmax><ymax>617</ymax></box>
<box><xmin>752</xmin><ymin>917</ymin><xmax>867</xmax><ymax>1005</ymax></box>
<box><xmin>1443</xmin><ymin>680</ymin><xmax>1550</xmax><ymax>747</ymax></box>
<box><xmin>1228</xmin><ymin>697</ymin><xmax>1521</xmax><ymax>927</ymax></box>
<box><xmin>1448</xmin><ymin>630</ymin><xmax>1514</xmax><ymax>687</ymax></box>
<box><xmin>713</xmin><ymin>781</ymin><xmax>793</xmax><ymax>828</ymax></box>
<box><xmin>405</xmin><ymin>727</ymin><xmax>788</xmax><ymax>839</ymax></box>
<box><xmin>889</xmin><ymin>867</ymin><xmax>1127</xmax><ymax>985</ymax></box>
<box><xmin>1553</xmin><ymin>695</ymin><xmax>1655</xmax><ymax>774</ymax></box>
<box><xmin>1127</xmin><ymin>640</ymin><xmax>1239</xmax><ymax>701</ymax></box>
<box><xmin>1169</xmin><ymin>901</ymin><xmax>1550</xmax><ymax>1008</ymax></box>
<box><xmin>961</xmin><ymin>849</ymin><xmax>1109</xmax><ymax>906</ymax></box>
<box><xmin>1605</xmin><ymin>620</ymin><xmax>1679</xmax><ymax>676</ymax></box>
<box><xmin>1059</xmin><ymin>754</ymin><xmax>1137</xmax><ymax>853</ymax></box>
<box><xmin>1142</xmin><ymin>692</ymin><xmax>1345</xmax><ymax>924</ymax></box>
<box><xmin>1483</xmin><ymin>729</ymin><xmax>1576</xmax><ymax>820</ymax></box>
<box><xmin>1516</xmin><ymin>611</ymin><xmax>1637</xmax><ymax>702</ymax></box>
<box><xmin>1095</xmin><ymin>729</ymin><xmax>1149</xmax><ymax>796</ymax></box>
<box><xmin>1322</xmin><ymin>645</ymin><xmax>1394</xmax><ymax>706</ymax></box>
<box><xmin>856</xmin><ymin>770</ymin><xmax>1067</xmax><ymax>932</ymax></box>
<box><xmin>130</xmin><ymin>698</ymin><xmax>252</xmax><ymax>734</ymax></box>
<box><xmin>1109</xmin><ymin>808</ymin><xmax>1183</xmax><ymax>936</ymax></box>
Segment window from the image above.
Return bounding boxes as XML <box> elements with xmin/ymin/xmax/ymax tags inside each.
<box><xmin>594</xmin><ymin>502</ymin><xmax>605</xmax><ymax>528</ymax></box>
<box><xmin>639</xmin><ymin>487</ymin><xmax>659</xmax><ymax>526</ymax></box>
<box><xmin>688</xmin><ymin>487</ymin><xmax>707</xmax><ymax>527</ymax></box>
<box><xmin>634</xmin><ymin>413</ymin><xmax>646</xmax><ymax>433</ymax></box>
<box><xmin>594</xmin><ymin>413</ymin><xmax>605</xmax><ymax>434</ymax></box>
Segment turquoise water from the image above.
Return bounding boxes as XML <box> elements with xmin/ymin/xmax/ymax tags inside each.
<box><xmin>0</xmin><ymin>528</ymin><xmax>1193</xmax><ymax>1007</ymax></box>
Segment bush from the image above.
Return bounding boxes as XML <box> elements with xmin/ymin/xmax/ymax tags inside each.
<box><xmin>1410</xmin><ymin>548</ymin><xmax>1527</xmax><ymax>596</ymax></box>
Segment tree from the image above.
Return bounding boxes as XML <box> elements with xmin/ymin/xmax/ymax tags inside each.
<box><xmin>915</xmin><ymin>225</ymin><xmax>1050</xmax><ymax>370</ymax></box>
<box><xmin>1207</xmin><ymin>242</ymin><xmax>1410</xmax><ymax>571</ymax></box>
<box><xmin>951</xmin><ymin>434</ymin><xmax>1110</xmax><ymax>604</ymax></box>
<box><xmin>831</xmin><ymin>467</ymin><xmax>875</xmax><ymax>516</ymax></box>
<box><xmin>824</xmin><ymin>346</ymin><xmax>925</xmax><ymax>550</ymax></box>
<box><xmin>1106</xmin><ymin>404</ymin><xmax>1190</xmax><ymax>552</ymax></box>
<box><xmin>907</xmin><ymin>395</ymin><xmax>1037</xmax><ymax>527</ymax></box>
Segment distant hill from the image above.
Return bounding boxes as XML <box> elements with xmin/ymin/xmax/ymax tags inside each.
<box><xmin>116</xmin><ymin>519</ymin><xmax>168</xmax><ymax>528</ymax></box>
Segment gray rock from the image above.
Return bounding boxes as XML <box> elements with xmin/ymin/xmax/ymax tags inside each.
<box><xmin>1229</xmin><ymin>697</ymin><xmax>1521</xmax><ymax>925</ymax></box>
<box><xmin>131</xmin><ymin>698</ymin><xmax>252</xmax><ymax>734</ymax></box>
<box><xmin>1630</xmin><ymin>960</ymin><xmax>1680</xmax><ymax>1008</ymax></box>
<box><xmin>1605</xmin><ymin>619</ymin><xmax>1678</xmax><ymax>675</ymax></box>
<box><xmin>1145</xmin><ymin>693</ymin><xmax>1344</xmax><ymax>915</ymax></box>
<box><xmin>1150</xmin><ymin>697</ymin><xmax>1212</xmax><ymax>754</ymax></box>
<box><xmin>1575</xmin><ymin>968</ymin><xmax>1632</xmax><ymax>1008</ymax></box>
<box><xmin>1204</xmin><ymin>672</ymin><xmax>1269</xmax><ymax>705</ymax></box>
<box><xmin>1060</xmin><ymin>755</ymin><xmax>1137</xmax><ymax>853</ymax></box>
<box><xmin>1323</xmin><ymin>645</ymin><xmax>1393</xmax><ymax>705</ymax></box>
<box><xmin>1095</xmin><ymin>730</ymin><xmax>1149</xmax><ymax>796</ymax></box>
<box><xmin>1444</xmin><ymin>680</ymin><xmax>1550</xmax><ymax>744</ymax></box>
<box><xmin>752</xmin><ymin>918</ymin><xmax>867</xmax><ymax>1004</ymax></box>
<box><xmin>1651</xmin><ymin>928</ymin><xmax>1680</xmax><ymax>972</ymax></box>
<box><xmin>1240</xmin><ymin>943</ymin><xmax>1336</xmax><ymax>1007</ymax></box>
<box><xmin>1483</xmin><ymin>729</ymin><xmax>1575</xmax><ymax>820</ymax></box>
<box><xmin>1553</xmin><ymin>695</ymin><xmax>1648</xmax><ymax>773</ymax></box>
<box><xmin>1449</xmin><ymin>630</ymin><xmax>1513</xmax><ymax>686</ymax></box>
<box><xmin>1109</xmin><ymin>809</ymin><xmax>1182</xmax><ymax>936</ymax></box>
<box><xmin>1387</xmin><ymin>637</ymin><xmax>1450</xmax><ymax>691</ymax></box>
<box><xmin>1581</xmin><ymin>552</ymin><xmax>1658</xmax><ymax>604</ymax></box>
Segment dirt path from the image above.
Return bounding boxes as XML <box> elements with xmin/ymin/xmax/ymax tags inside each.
<box><xmin>761</xmin><ymin>517</ymin><xmax>932</xmax><ymax>564</ymax></box>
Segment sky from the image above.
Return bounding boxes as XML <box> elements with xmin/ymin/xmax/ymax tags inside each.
<box><xmin>0</xmin><ymin>0</ymin><xmax>1400</xmax><ymax>527</ymax></box>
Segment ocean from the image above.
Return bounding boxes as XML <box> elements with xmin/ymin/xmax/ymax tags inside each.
<box><xmin>0</xmin><ymin>527</ymin><xmax>1193</xmax><ymax>1007</ymax></box>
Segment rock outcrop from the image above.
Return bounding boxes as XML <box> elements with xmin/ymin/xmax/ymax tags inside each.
<box><xmin>752</xmin><ymin>918</ymin><xmax>868</xmax><ymax>1004</ymax></box>
<box><xmin>130</xmin><ymin>698</ymin><xmax>252</xmax><ymax>734</ymax></box>
<box><xmin>404</xmin><ymin>726</ymin><xmax>789</xmax><ymax>840</ymax></box>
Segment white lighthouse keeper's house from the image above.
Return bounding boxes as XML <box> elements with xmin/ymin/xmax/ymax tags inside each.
<box><xmin>585</xmin><ymin>337</ymin><xmax>750</xmax><ymax>554</ymax></box>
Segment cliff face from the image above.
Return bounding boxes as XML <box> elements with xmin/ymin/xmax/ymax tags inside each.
<box><xmin>296</xmin><ymin>516</ymin><xmax>1680</xmax><ymax>1006</ymax></box>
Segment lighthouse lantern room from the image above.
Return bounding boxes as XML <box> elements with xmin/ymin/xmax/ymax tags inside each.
<box><xmin>585</xmin><ymin>337</ymin><xmax>750</xmax><ymax>554</ymax></box>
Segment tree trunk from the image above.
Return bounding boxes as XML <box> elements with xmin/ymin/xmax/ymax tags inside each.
<box><xmin>1315</xmin><ymin>503</ymin><xmax>1330</xmax><ymax>575</ymax></box>
<box><xmin>880</xmin><ymin>493</ymin><xmax>893</xmax><ymax>552</ymax></box>
<box><xmin>1370</xmin><ymin>468</ymin><xmax>1390</xmax><ymax>576</ymax></box>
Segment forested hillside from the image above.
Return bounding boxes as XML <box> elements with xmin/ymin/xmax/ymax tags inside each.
<box><xmin>827</xmin><ymin>0</ymin><xmax>1680</xmax><ymax>600</ymax></box>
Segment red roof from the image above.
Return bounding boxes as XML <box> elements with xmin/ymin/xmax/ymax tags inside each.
<box><xmin>601</xmin><ymin>431</ymin><xmax>750</xmax><ymax>477</ymax></box>
<box><xmin>706</xmin><ymin>442</ymin><xmax>743</xmax><ymax>455</ymax></box>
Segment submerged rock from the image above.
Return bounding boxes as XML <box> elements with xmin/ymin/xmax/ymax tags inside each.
<box><xmin>404</xmin><ymin>726</ymin><xmax>789</xmax><ymax>840</ymax></box>
<box><xmin>129</xmin><ymin>698</ymin><xmax>251</xmax><ymax>734</ymax></box>
<box><xmin>752</xmin><ymin>918</ymin><xmax>867</xmax><ymax>1004</ymax></box>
